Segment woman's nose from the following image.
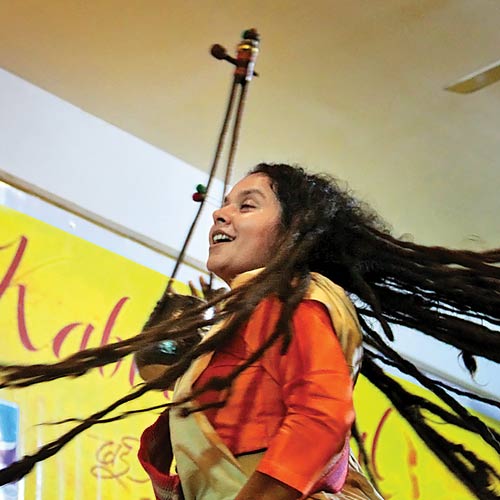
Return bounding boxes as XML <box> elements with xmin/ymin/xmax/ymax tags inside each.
<box><xmin>212</xmin><ymin>205</ymin><xmax>231</xmax><ymax>224</ymax></box>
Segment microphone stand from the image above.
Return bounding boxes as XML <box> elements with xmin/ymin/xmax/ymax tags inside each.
<box><xmin>144</xmin><ymin>29</ymin><xmax>260</xmax><ymax>330</ymax></box>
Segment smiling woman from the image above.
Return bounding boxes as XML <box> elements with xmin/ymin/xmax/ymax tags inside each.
<box><xmin>137</xmin><ymin>165</ymin><xmax>381</xmax><ymax>500</ymax></box>
<box><xmin>135</xmin><ymin>163</ymin><xmax>500</xmax><ymax>500</ymax></box>
<box><xmin>131</xmin><ymin>163</ymin><xmax>499</xmax><ymax>500</ymax></box>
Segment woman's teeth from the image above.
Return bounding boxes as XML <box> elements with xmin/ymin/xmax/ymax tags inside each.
<box><xmin>213</xmin><ymin>233</ymin><xmax>234</xmax><ymax>243</ymax></box>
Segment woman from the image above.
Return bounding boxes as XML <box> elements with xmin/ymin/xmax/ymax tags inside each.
<box><xmin>138</xmin><ymin>165</ymin><xmax>382</xmax><ymax>499</ymax></box>
<box><xmin>1</xmin><ymin>164</ymin><xmax>498</xmax><ymax>499</ymax></box>
<box><xmin>136</xmin><ymin>164</ymin><xmax>499</xmax><ymax>499</ymax></box>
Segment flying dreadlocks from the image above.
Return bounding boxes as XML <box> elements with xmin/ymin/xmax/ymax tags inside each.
<box><xmin>0</xmin><ymin>163</ymin><xmax>499</xmax><ymax>499</ymax></box>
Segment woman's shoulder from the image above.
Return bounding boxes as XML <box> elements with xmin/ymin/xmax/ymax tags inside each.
<box><xmin>306</xmin><ymin>273</ymin><xmax>356</xmax><ymax>315</ymax></box>
<box><xmin>307</xmin><ymin>272</ymin><xmax>348</xmax><ymax>298</ymax></box>
<box><xmin>307</xmin><ymin>273</ymin><xmax>364</xmax><ymax>379</ymax></box>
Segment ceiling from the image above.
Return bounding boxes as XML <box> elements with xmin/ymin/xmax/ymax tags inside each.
<box><xmin>1</xmin><ymin>0</ymin><xmax>499</xmax><ymax>249</ymax></box>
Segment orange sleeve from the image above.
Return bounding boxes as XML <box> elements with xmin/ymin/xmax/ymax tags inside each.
<box><xmin>248</xmin><ymin>299</ymin><xmax>355</xmax><ymax>495</ymax></box>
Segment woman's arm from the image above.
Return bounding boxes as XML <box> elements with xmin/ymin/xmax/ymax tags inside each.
<box><xmin>235</xmin><ymin>471</ymin><xmax>302</xmax><ymax>500</ymax></box>
<box><xmin>135</xmin><ymin>360</ymin><xmax>168</xmax><ymax>383</ymax></box>
<box><xmin>136</xmin><ymin>278</ymin><xmax>218</xmax><ymax>383</ymax></box>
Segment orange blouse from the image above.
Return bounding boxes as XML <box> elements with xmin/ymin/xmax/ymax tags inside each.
<box><xmin>195</xmin><ymin>297</ymin><xmax>355</xmax><ymax>495</ymax></box>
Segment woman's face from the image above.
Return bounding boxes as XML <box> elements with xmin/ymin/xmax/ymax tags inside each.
<box><xmin>207</xmin><ymin>173</ymin><xmax>282</xmax><ymax>284</ymax></box>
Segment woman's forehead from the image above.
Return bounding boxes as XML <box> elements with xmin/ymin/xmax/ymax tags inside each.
<box><xmin>226</xmin><ymin>173</ymin><xmax>276</xmax><ymax>201</ymax></box>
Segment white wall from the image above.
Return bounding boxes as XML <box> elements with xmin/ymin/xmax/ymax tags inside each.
<box><xmin>0</xmin><ymin>68</ymin><xmax>223</xmax><ymax>276</ymax></box>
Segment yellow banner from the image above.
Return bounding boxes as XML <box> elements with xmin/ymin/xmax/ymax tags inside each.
<box><xmin>0</xmin><ymin>206</ymin><xmax>498</xmax><ymax>499</ymax></box>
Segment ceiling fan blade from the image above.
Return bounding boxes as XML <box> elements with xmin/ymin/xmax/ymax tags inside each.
<box><xmin>445</xmin><ymin>59</ymin><xmax>500</xmax><ymax>94</ymax></box>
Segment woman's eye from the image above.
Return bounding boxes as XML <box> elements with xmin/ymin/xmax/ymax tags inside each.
<box><xmin>240</xmin><ymin>203</ymin><xmax>255</xmax><ymax>210</ymax></box>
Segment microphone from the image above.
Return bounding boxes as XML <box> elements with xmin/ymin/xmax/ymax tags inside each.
<box><xmin>210</xmin><ymin>43</ymin><xmax>259</xmax><ymax>77</ymax></box>
<box><xmin>211</xmin><ymin>44</ymin><xmax>234</xmax><ymax>62</ymax></box>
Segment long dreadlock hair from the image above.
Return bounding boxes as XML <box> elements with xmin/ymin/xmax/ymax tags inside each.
<box><xmin>1</xmin><ymin>163</ymin><xmax>499</xmax><ymax>498</ymax></box>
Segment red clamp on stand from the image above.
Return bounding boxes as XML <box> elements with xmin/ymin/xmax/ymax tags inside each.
<box><xmin>192</xmin><ymin>184</ymin><xmax>207</xmax><ymax>202</ymax></box>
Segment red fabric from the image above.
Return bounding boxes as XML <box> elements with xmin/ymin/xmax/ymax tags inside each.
<box><xmin>195</xmin><ymin>298</ymin><xmax>355</xmax><ymax>495</ymax></box>
<box><xmin>138</xmin><ymin>411</ymin><xmax>183</xmax><ymax>500</ymax></box>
